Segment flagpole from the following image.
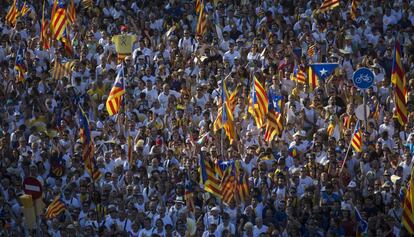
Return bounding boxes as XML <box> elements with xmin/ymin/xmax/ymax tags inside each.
<box><xmin>339</xmin><ymin>122</ymin><xmax>358</xmax><ymax>175</ymax></box>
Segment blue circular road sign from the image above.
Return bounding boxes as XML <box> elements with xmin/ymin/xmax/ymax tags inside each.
<box><xmin>353</xmin><ymin>67</ymin><xmax>374</xmax><ymax>89</ymax></box>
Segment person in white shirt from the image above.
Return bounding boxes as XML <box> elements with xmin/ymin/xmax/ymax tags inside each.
<box><xmin>178</xmin><ymin>29</ymin><xmax>195</xmax><ymax>54</ymax></box>
<box><xmin>217</xmin><ymin>212</ymin><xmax>236</xmax><ymax>236</ymax></box>
<box><xmin>158</xmin><ymin>84</ymin><xmax>181</xmax><ymax>109</ymax></box>
<box><xmin>253</xmin><ymin>217</ymin><xmax>268</xmax><ymax>236</ymax></box>
<box><xmin>223</xmin><ymin>41</ymin><xmax>240</xmax><ymax>66</ymax></box>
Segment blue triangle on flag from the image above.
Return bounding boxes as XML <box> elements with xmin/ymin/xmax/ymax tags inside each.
<box><xmin>309</xmin><ymin>63</ymin><xmax>338</xmax><ymax>81</ymax></box>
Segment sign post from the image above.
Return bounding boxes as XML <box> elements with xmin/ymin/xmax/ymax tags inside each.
<box><xmin>353</xmin><ymin>68</ymin><xmax>375</xmax><ymax>130</ymax></box>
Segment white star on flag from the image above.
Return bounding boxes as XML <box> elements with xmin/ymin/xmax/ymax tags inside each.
<box><xmin>320</xmin><ymin>68</ymin><xmax>327</xmax><ymax>76</ymax></box>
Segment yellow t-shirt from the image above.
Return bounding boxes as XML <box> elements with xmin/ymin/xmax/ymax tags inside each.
<box><xmin>111</xmin><ymin>34</ymin><xmax>137</xmax><ymax>55</ymax></box>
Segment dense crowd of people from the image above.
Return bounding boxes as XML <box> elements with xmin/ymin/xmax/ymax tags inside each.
<box><xmin>1</xmin><ymin>0</ymin><xmax>414</xmax><ymax>236</ymax></box>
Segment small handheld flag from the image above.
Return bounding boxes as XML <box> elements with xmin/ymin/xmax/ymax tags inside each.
<box><xmin>309</xmin><ymin>63</ymin><xmax>338</xmax><ymax>81</ymax></box>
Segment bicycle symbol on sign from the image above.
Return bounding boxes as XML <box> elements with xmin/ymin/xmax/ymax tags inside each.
<box><xmin>354</xmin><ymin>74</ymin><xmax>373</xmax><ymax>84</ymax></box>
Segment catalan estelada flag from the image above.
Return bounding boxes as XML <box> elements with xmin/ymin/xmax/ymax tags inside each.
<box><xmin>106</xmin><ymin>67</ymin><xmax>125</xmax><ymax>116</ymax></box>
<box><xmin>52</xmin><ymin>60</ymin><xmax>75</xmax><ymax>80</ymax></box>
<box><xmin>351</xmin><ymin>121</ymin><xmax>362</xmax><ymax>152</ymax></box>
<box><xmin>221</xmin><ymin>82</ymin><xmax>236</xmax><ymax>144</ymax></box>
<box><xmin>196</xmin><ymin>2</ymin><xmax>207</xmax><ymax>36</ymax></box>
<box><xmin>248</xmin><ymin>77</ymin><xmax>269</xmax><ymax>128</ymax></box>
<box><xmin>296</xmin><ymin>67</ymin><xmax>306</xmax><ymax>84</ymax></box>
<box><xmin>307</xmin><ymin>44</ymin><xmax>315</xmax><ymax>58</ymax></box>
<box><xmin>5</xmin><ymin>0</ymin><xmax>18</xmax><ymax>27</ymax></box>
<box><xmin>308</xmin><ymin>66</ymin><xmax>318</xmax><ymax>91</ymax></box>
<box><xmin>221</xmin><ymin>164</ymin><xmax>236</xmax><ymax>204</ymax></box>
<box><xmin>199</xmin><ymin>152</ymin><xmax>222</xmax><ymax>199</ymax></box>
<box><xmin>213</xmin><ymin>85</ymin><xmax>238</xmax><ymax>133</ymax></box>
<box><xmin>350</xmin><ymin>0</ymin><xmax>360</xmax><ymax>20</ymax></box>
<box><xmin>402</xmin><ymin>167</ymin><xmax>414</xmax><ymax>234</ymax></box>
<box><xmin>235</xmin><ymin>161</ymin><xmax>249</xmax><ymax>203</ymax></box>
<box><xmin>392</xmin><ymin>40</ymin><xmax>408</xmax><ymax>125</ymax></box>
<box><xmin>195</xmin><ymin>0</ymin><xmax>203</xmax><ymax>14</ymax></box>
<box><xmin>40</xmin><ymin>0</ymin><xmax>50</xmax><ymax>50</ymax></box>
<box><xmin>355</xmin><ymin>206</ymin><xmax>368</xmax><ymax>236</ymax></box>
<box><xmin>15</xmin><ymin>47</ymin><xmax>26</xmax><ymax>83</ymax></box>
<box><xmin>51</xmin><ymin>0</ymin><xmax>68</xmax><ymax>40</ymax></box>
<box><xmin>184</xmin><ymin>174</ymin><xmax>195</xmax><ymax>213</ymax></box>
<box><xmin>67</xmin><ymin>0</ymin><xmax>76</xmax><ymax>24</ymax></box>
<box><xmin>319</xmin><ymin>0</ymin><xmax>340</xmax><ymax>13</ymax></box>
<box><xmin>79</xmin><ymin>106</ymin><xmax>100</xmax><ymax>181</ymax></box>
<box><xmin>45</xmin><ymin>195</ymin><xmax>66</xmax><ymax>219</ymax></box>
<box><xmin>264</xmin><ymin>90</ymin><xmax>283</xmax><ymax>142</ymax></box>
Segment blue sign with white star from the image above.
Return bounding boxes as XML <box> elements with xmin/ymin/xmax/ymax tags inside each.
<box><xmin>353</xmin><ymin>67</ymin><xmax>374</xmax><ymax>89</ymax></box>
<box><xmin>309</xmin><ymin>63</ymin><xmax>339</xmax><ymax>81</ymax></box>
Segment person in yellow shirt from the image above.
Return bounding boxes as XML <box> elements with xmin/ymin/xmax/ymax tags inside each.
<box><xmin>111</xmin><ymin>26</ymin><xmax>137</xmax><ymax>63</ymax></box>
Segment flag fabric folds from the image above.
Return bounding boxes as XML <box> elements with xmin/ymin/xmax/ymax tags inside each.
<box><xmin>196</xmin><ymin>3</ymin><xmax>207</xmax><ymax>36</ymax></box>
<box><xmin>184</xmin><ymin>174</ymin><xmax>195</xmax><ymax>213</ymax></box>
<box><xmin>68</xmin><ymin>0</ymin><xmax>76</xmax><ymax>24</ymax></box>
<box><xmin>19</xmin><ymin>2</ymin><xmax>30</xmax><ymax>17</ymax></box>
<box><xmin>52</xmin><ymin>60</ymin><xmax>75</xmax><ymax>80</ymax></box>
<box><xmin>350</xmin><ymin>0</ymin><xmax>360</xmax><ymax>20</ymax></box>
<box><xmin>61</xmin><ymin>30</ymin><xmax>73</xmax><ymax>56</ymax></box>
<box><xmin>308</xmin><ymin>66</ymin><xmax>319</xmax><ymax>91</ymax></box>
<box><xmin>402</xmin><ymin>167</ymin><xmax>414</xmax><ymax>234</ymax></box>
<box><xmin>41</xmin><ymin>0</ymin><xmax>50</xmax><ymax>50</ymax></box>
<box><xmin>51</xmin><ymin>0</ymin><xmax>68</xmax><ymax>40</ymax></box>
<box><xmin>5</xmin><ymin>0</ymin><xmax>18</xmax><ymax>27</ymax></box>
<box><xmin>296</xmin><ymin>67</ymin><xmax>306</xmax><ymax>84</ymax></box>
<box><xmin>309</xmin><ymin>63</ymin><xmax>338</xmax><ymax>81</ymax></box>
<box><xmin>351</xmin><ymin>121</ymin><xmax>362</xmax><ymax>152</ymax></box>
<box><xmin>392</xmin><ymin>40</ymin><xmax>408</xmax><ymax>126</ymax></box>
<box><xmin>319</xmin><ymin>0</ymin><xmax>340</xmax><ymax>13</ymax></box>
<box><xmin>79</xmin><ymin>107</ymin><xmax>100</xmax><ymax>181</ymax></box>
<box><xmin>15</xmin><ymin>47</ymin><xmax>26</xmax><ymax>83</ymax></box>
<box><xmin>221</xmin><ymin>82</ymin><xmax>236</xmax><ymax>144</ymax></box>
<box><xmin>248</xmin><ymin>77</ymin><xmax>269</xmax><ymax>128</ymax></box>
<box><xmin>355</xmin><ymin>207</ymin><xmax>368</xmax><ymax>236</ymax></box>
<box><xmin>106</xmin><ymin>67</ymin><xmax>125</xmax><ymax>116</ymax></box>
<box><xmin>195</xmin><ymin>0</ymin><xmax>203</xmax><ymax>14</ymax></box>
<box><xmin>235</xmin><ymin>161</ymin><xmax>249</xmax><ymax>203</ymax></box>
<box><xmin>213</xmin><ymin>85</ymin><xmax>238</xmax><ymax>133</ymax></box>
<box><xmin>199</xmin><ymin>152</ymin><xmax>222</xmax><ymax>198</ymax></box>
<box><xmin>221</xmin><ymin>164</ymin><xmax>236</xmax><ymax>204</ymax></box>
<box><xmin>45</xmin><ymin>195</ymin><xmax>66</xmax><ymax>219</ymax></box>
<box><xmin>264</xmin><ymin>90</ymin><xmax>283</xmax><ymax>142</ymax></box>
<box><xmin>307</xmin><ymin>44</ymin><xmax>315</xmax><ymax>58</ymax></box>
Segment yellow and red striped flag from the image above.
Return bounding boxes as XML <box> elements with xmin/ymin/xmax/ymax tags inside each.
<box><xmin>350</xmin><ymin>0</ymin><xmax>360</xmax><ymax>20</ymax></box>
<box><xmin>235</xmin><ymin>161</ymin><xmax>250</xmax><ymax>203</ymax></box>
<box><xmin>319</xmin><ymin>0</ymin><xmax>340</xmax><ymax>13</ymax></box>
<box><xmin>392</xmin><ymin>40</ymin><xmax>408</xmax><ymax>125</ymax></box>
<box><xmin>402</xmin><ymin>167</ymin><xmax>414</xmax><ymax>234</ymax></box>
<box><xmin>213</xmin><ymin>84</ymin><xmax>238</xmax><ymax>133</ymax></box>
<box><xmin>221</xmin><ymin>164</ymin><xmax>236</xmax><ymax>204</ymax></box>
<box><xmin>195</xmin><ymin>0</ymin><xmax>203</xmax><ymax>14</ymax></box>
<box><xmin>307</xmin><ymin>44</ymin><xmax>315</xmax><ymax>58</ymax></box>
<box><xmin>221</xmin><ymin>81</ymin><xmax>236</xmax><ymax>144</ymax></box>
<box><xmin>248</xmin><ymin>77</ymin><xmax>269</xmax><ymax>128</ymax></box>
<box><xmin>19</xmin><ymin>2</ymin><xmax>30</xmax><ymax>17</ymax></box>
<box><xmin>350</xmin><ymin>121</ymin><xmax>362</xmax><ymax>152</ymax></box>
<box><xmin>264</xmin><ymin>90</ymin><xmax>283</xmax><ymax>142</ymax></box>
<box><xmin>327</xmin><ymin>122</ymin><xmax>335</xmax><ymax>137</ymax></box>
<box><xmin>106</xmin><ymin>67</ymin><xmax>125</xmax><ymax>116</ymax></box>
<box><xmin>67</xmin><ymin>0</ymin><xmax>76</xmax><ymax>24</ymax></box>
<box><xmin>199</xmin><ymin>152</ymin><xmax>222</xmax><ymax>199</ymax></box>
<box><xmin>45</xmin><ymin>195</ymin><xmax>66</xmax><ymax>219</ymax></box>
<box><xmin>196</xmin><ymin>3</ymin><xmax>207</xmax><ymax>37</ymax></box>
<box><xmin>296</xmin><ymin>67</ymin><xmax>306</xmax><ymax>84</ymax></box>
<box><xmin>51</xmin><ymin>0</ymin><xmax>68</xmax><ymax>40</ymax></box>
<box><xmin>61</xmin><ymin>30</ymin><xmax>73</xmax><ymax>56</ymax></box>
<box><xmin>308</xmin><ymin>66</ymin><xmax>319</xmax><ymax>91</ymax></box>
<box><xmin>5</xmin><ymin>0</ymin><xmax>18</xmax><ymax>27</ymax></box>
<box><xmin>40</xmin><ymin>0</ymin><xmax>50</xmax><ymax>50</ymax></box>
<box><xmin>52</xmin><ymin>60</ymin><xmax>75</xmax><ymax>80</ymax></box>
